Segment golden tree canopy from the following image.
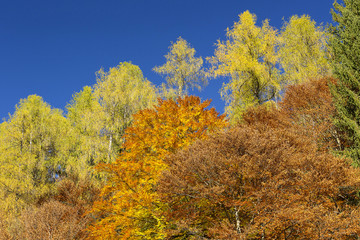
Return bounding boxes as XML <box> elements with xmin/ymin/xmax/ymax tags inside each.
<box><xmin>154</xmin><ymin>37</ymin><xmax>206</xmax><ymax>97</ymax></box>
<box><xmin>208</xmin><ymin>11</ymin><xmax>280</xmax><ymax>123</ymax></box>
<box><xmin>87</xmin><ymin>96</ymin><xmax>227</xmax><ymax>239</ymax></box>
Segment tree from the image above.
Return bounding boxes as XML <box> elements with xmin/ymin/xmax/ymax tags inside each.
<box><xmin>159</xmin><ymin>108</ymin><xmax>360</xmax><ymax>239</ymax></box>
<box><xmin>16</xmin><ymin>175</ymin><xmax>100</xmax><ymax>240</ymax></box>
<box><xmin>66</xmin><ymin>63</ymin><xmax>157</xmax><ymax>177</ymax></box>
<box><xmin>153</xmin><ymin>37</ymin><xmax>206</xmax><ymax>96</ymax></box>
<box><xmin>208</xmin><ymin>11</ymin><xmax>280</xmax><ymax>123</ymax></box>
<box><xmin>86</xmin><ymin>96</ymin><xmax>227</xmax><ymax>239</ymax></box>
<box><xmin>0</xmin><ymin>95</ymin><xmax>72</xmax><ymax>224</ymax></box>
<box><xmin>329</xmin><ymin>0</ymin><xmax>360</xmax><ymax>165</ymax></box>
<box><xmin>94</xmin><ymin>62</ymin><xmax>157</xmax><ymax>163</ymax></box>
<box><xmin>66</xmin><ymin>86</ymin><xmax>107</xmax><ymax>178</ymax></box>
<box><xmin>279</xmin><ymin>77</ymin><xmax>341</xmax><ymax>150</ymax></box>
<box><xmin>209</xmin><ymin>12</ymin><xmax>332</xmax><ymax>124</ymax></box>
<box><xmin>278</xmin><ymin>15</ymin><xmax>331</xmax><ymax>84</ymax></box>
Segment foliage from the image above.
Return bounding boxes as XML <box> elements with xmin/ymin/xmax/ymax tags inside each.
<box><xmin>159</xmin><ymin>106</ymin><xmax>360</xmax><ymax>239</ymax></box>
<box><xmin>0</xmin><ymin>95</ymin><xmax>72</xmax><ymax>221</ymax></box>
<box><xmin>0</xmin><ymin>217</ymin><xmax>12</xmax><ymax>240</ymax></box>
<box><xmin>66</xmin><ymin>86</ymin><xmax>107</xmax><ymax>178</ymax></box>
<box><xmin>279</xmin><ymin>15</ymin><xmax>331</xmax><ymax>84</ymax></box>
<box><xmin>329</xmin><ymin>0</ymin><xmax>360</xmax><ymax>165</ymax></box>
<box><xmin>157</xmin><ymin>82</ymin><xmax>179</xmax><ymax>100</ymax></box>
<box><xmin>208</xmin><ymin>11</ymin><xmax>331</xmax><ymax>123</ymax></box>
<box><xmin>279</xmin><ymin>77</ymin><xmax>341</xmax><ymax>150</ymax></box>
<box><xmin>0</xmin><ymin>6</ymin><xmax>351</xmax><ymax>239</ymax></box>
<box><xmin>208</xmin><ymin>11</ymin><xmax>280</xmax><ymax>123</ymax></box>
<box><xmin>93</xmin><ymin>62</ymin><xmax>158</xmax><ymax>163</ymax></box>
<box><xmin>16</xmin><ymin>175</ymin><xmax>100</xmax><ymax>240</ymax></box>
<box><xmin>86</xmin><ymin>96</ymin><xmax>227</xmax><ymax>239</ymax></box>
<box><xmin>66</xmin><ymin>62</ymin><xmax>157</xmax><ymax>179</ymax></box>
<box><xmin>154</xmin><ymin>37</ymin><xmax>207</xmax><ymax>96</ymax></box>
<box><xmin>20</xmin><ymin>200</ymin><xmax>85</xmax><ymax>240</ymax></box>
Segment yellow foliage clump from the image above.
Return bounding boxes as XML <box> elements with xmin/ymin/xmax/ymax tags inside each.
<box><xmin>86</xmin><ymin>96</ymin><xmax>227</xmax><ymax>239</ymax></box>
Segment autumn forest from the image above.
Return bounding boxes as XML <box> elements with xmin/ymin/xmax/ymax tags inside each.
<box><xmin>2</xmin><ymin>0</ymin><xmax>360</xmax><ymax>239</ymax></box>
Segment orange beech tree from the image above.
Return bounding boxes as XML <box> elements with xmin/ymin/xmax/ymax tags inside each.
<box><xmin>279</xmin><ymin>77</ymin><xmax>341</xmax><ymax>150</ymax></box>
<box><xmin>159</xmin><ymin>109</ymin><xmax>360</xmax><ymax>239</ymax></box>
<box><xmin>244</xmin><ymin>78</ymin><xmax>342</xmax><ymax>151</ymax></box>
<box><xmin>86</xmin><ymin>96</ymin><xmax>227</xmax><ymax>239</ymax></box>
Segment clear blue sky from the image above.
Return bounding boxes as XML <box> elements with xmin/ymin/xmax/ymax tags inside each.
<box><xmin>0</xmin><ymin>0</ymin><xmax>334</xmax><ymax>119</ymax></box>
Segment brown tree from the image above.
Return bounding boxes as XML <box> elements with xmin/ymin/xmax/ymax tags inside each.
<box><xmin>279</xmin><ymin>77</ymin><xmax>341</xmax><ymax>150</ymax></box>
<box><xmin>160</xmin><ymin>122</ymin><xmax>360</xmax><ymax>239</ymax></box>
<box><xmin>0</xmin><ymin>218</ymin><xmax>12</xmax><ymax>240</ymax></box>
<box><xmin>159</xmin><ymin>90</ymin><xmax>360</xmax><ymax>239</ymax></box>
<box><xmin>20</xmin><ymin>200</ymin><xmax>86</xmax><ymax>240</ymax></box>
<box><xmin>242</xmin><ymin>78</ymin><xmax>342</xmax><ymax>151</ymax></box>
<box><xmin>16</xmin><ymin>176</ymin><xmax>100</xmax><ymax>240</ymax></box>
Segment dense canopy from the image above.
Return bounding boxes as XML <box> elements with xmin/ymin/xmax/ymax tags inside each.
<box><xmin>1</xmin><ymin>1</ymin><xmax>360</xmax><ymax>239</ymax></box>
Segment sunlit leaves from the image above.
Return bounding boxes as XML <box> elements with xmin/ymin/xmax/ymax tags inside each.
<box><xmin>154</xmin><ymin>37</ymin><xmax>207</xmax><ymax>97</ymax></box>
<box><xmin>86</xmin><ymin>96</ymin><xmax>227</xmax><ymax>239</ymax></box>
<box><xmin>208</xmin><ymin>11</ymin><xmax>280</xmax><ymax>123</ymax></box>
<box><xmin>160</xmin><ymin>97</ymin><xmax>360</xmax><ymax>239</ymax></box>
<box><xmin>66</xmin><ymin>86</ymin><xmax>106</xmax><ymax>178</ymax></box>
<box><xmin>0</xmin><ymin>95</ymin><xmax>71</xmax><ymax>219</ymax></box>
<box><xmin>94</xmin><ymin>62</ymin><xmax>157</xmax><ymax>163</ymax></box>
<box><xmin>279</xmin><ymin>15</ymin><xmax>331</xmax><ymax>84</ymax></box>
<box><xmin>208</xmin><ymin>11</ymin><xmax>330</xmax><ymax>124</ymax></box>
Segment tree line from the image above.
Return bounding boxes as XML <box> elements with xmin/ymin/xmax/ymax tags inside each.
<box><xmin>1</xmin><ymin>0</ymin><xmax>360</xmax><ymax>239</ymax></box>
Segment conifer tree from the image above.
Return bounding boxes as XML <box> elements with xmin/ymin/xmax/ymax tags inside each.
<box><xmin>66</xmin><ymin>86</ymin><xmax>106</xmax><ymax>178</ymax></box>
<box><xmin>329</xmin><ymin>0</ymin><xmax>360</xmax><ymax>165</ymax></box>
<box><xmin>209</xmin><ymin>11</ymin><xmax>331</xmax><ymax>124</ymax></box>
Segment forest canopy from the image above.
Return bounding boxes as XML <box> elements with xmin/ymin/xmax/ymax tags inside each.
<box><xmin>1</xmin><ymin>1</ymin><xmax>360</xmax><ymax>239</ymax></box>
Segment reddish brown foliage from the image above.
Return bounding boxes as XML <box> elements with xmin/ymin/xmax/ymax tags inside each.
<box><xmin>243</xmin><ymin>78</ymin><xmax>340</xmax><ymax>150</ymax></box>
<box><xmin>54</xmin><ymin>176</ymin><xmax>100</xmax><ymax>214</ymax></box>
<box><xmin>279</xmin><ymin>77</ymin><xmax>340</xmax><ymax>150</ymax></box>
<box><xmin>0</xmin><ymin>218</ymin><xmax>12</xmax><ymax>240</ymax></box>
<box><xmin>17</xmin><ymin>176</ymin><xmax>100</xmax><ymax>240</ymax></box>
<box><xmin>160</xmin><ymin>124</ymin><xmax>360</xmax><ymax>239</ymax></box>
<box><xmin>20</xmin><ymin>200</ymin><xmax>87</xmax><ymax>240</ymax></box>
<box><xmin>159</xmin><ymin>79</ymin><xmax>360</xmax><ymax>239</ymax></box>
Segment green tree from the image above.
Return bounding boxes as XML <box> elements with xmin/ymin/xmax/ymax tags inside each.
<box><xmin>329</xmin><ymin>0</ymin><xmax>360</xmax><ymax>165</ymax></box>
<box><xmin>0</xmin><ymin>95</ymin><xmax>71</xmax><ymax>221</ymax></box>
<box><xmin>208</xmin><ymin>11</ymin><xmax>280</xmax><ymax>123</ymax></box>
<box><xmin>153</xmin><ymin>37</ymin><xmax>206</xmax><ymax>96</ymax></box>
<box><xmin>279</xmin><ymin>15</ymin><xmax>331</xmax><ymax>84</ymax></box>
<box><xmin>94</xmin><ymin>62</ymin><xmax>157</xmax><ymax>163</ymax></box>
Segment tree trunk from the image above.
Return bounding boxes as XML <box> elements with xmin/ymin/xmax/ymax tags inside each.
<box><xmin>108</xmin><ymin>134</ymin><xmax>112</xmax><ymax>162</ymax></box>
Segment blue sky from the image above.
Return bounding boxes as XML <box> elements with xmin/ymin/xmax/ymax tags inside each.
<box><xmin>0</xmin><ymin>0</ymin><xmax>334</xmax><ymax>119</ymax></box>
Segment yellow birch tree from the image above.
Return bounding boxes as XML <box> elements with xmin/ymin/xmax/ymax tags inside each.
<box><xmin>0</xmin><ymin>95</ymin><xmax>72</xmax><ymax>223</ymax></box>
<box><xmin>94</xmin><ymin>62</ymin><xmax>157</xmax><ymax>163</ymax></box>
<box><xmin>154</xmin><ymin>37</ymin><xmax>206</xmax><ymax>97</ymax></box>
<box><xmin>278</xmin><ymin>15</ymin><xmax>331</xmax><ymax>84</ymax></box>
<box><xmin>208</xmin><ymin>11</ymin><xmax>280</xmax><ymax>123</ymax></box>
